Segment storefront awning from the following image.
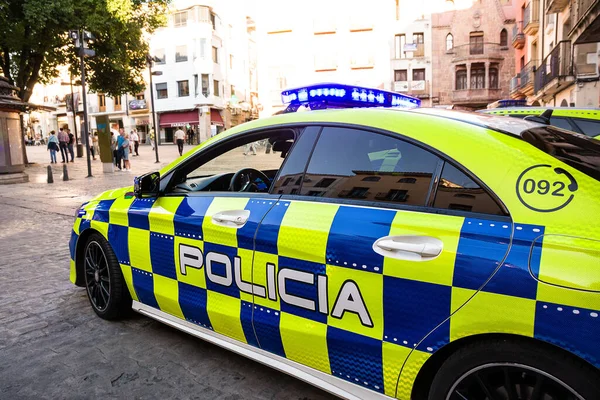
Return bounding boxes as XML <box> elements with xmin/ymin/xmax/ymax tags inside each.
<box><xmin>159</xmin><ymin>110</ymin><xmax>199</xmax><ymax>127</ymax></box>
<box><xmin>211</xmin><ymin>109</ymin><xmax>224</xmax><ymax>126</ymax></box>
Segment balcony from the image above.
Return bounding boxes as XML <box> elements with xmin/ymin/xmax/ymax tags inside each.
<box><xmin>569</xmin><ymin>0</ymin><xmax>600</xmax><ymax>44</ymax></box>
<box><xmin>534</xmin><ymin>41</ymin><xmax>574</xmax><ymax>97</ymax></box>
<box><xmin>509</xmin><ymin>75</ymin><xmax>522</xmax><ymax>98</ymax></box>
<box><xmin>512</xmin><ymin>23</ymin><xmax>525</xmax><ymax>49</ymax></box>
<box><xmin>546</xmin><ymin>0</ymin><xmax>569</xmax><ymax>14</ymax></box>
<box><xmin>450</xmin><ymin>43</ymin><xmax>505</xmax><ymax>63</ymax></box>
<box><xmin>451</xmin><ymin>88</ymin><xmax>502</xmax><ymax>105</ymax></box>
<box><xmin>523</xmin><ymin>0</ymin><xmax>540</xmax><ymax>35</ymax></box>
<box><xmin>519</xmin><ymin>60</ymin><xmax>538</xmax><ymax>96</ymax></box>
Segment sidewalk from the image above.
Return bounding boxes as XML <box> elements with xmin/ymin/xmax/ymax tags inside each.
<box><xmin>0</xmin><ymin>143</ymin><xmax>186</xmax><ymax>216</ymax></box>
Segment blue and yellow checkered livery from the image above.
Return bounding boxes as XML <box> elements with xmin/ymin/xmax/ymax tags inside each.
<box><xmin>69</xmin><ymin>191</ymin><xmax>600</xmax><ymax>399</ymax></box>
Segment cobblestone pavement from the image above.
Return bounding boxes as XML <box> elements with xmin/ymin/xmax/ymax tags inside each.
<box><xmin>0</xmin><ymin>145</ymin><xmax>334</xmax><ymax>399</ymax></box>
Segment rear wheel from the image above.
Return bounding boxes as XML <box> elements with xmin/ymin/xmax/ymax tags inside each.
<box><xmin>83</xmin><ymin>233</ymin><xmax>131</xmax><ymax>319</ymax></box>
<box><xmin>428</xmin><ymin>339</ymin><xmax>600</xmax><ymax>400</ymax></box>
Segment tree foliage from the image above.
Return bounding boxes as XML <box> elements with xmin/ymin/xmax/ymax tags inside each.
<box><xmin>0</xmin><ymin>0</ymin><xmax>169</xmax><ymax>102</ymax></box>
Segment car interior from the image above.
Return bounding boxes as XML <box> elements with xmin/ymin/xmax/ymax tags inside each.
<box><xmin>168</xmin><ymin>128</ymin><xmax>299</xmax><ymax>194</ymax></box>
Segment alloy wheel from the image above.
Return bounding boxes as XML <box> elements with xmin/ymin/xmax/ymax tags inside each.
<box><xmin>84</xmin><ymin>240</ymin><xmax>111</xmax><ymax>311</ymax></box>
<box><xmin>447</xmin><ymin>363</ymin><xmax>584</xmax><ymax>400</ymax></box>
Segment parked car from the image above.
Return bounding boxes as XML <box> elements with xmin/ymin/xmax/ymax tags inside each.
<box><xmin>70</xmin><ymin>107</ymin><xmax>600</xmax><ymax>400</ymax></box>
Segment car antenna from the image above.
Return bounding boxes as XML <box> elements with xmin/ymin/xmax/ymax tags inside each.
<box><xmin>524</xmin><ymin>109</ymin><xmax>553</xmax><ymax>125</ymax></box>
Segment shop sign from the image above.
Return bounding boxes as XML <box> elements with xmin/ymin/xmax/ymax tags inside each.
<box><xmin>129</xmin><ymin>99</ymin><xmax>148</xmax><ymax>110</ymax></box>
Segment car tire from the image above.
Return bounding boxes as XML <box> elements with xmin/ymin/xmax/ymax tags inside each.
<box><xmin>428</xmin><ymin>338</ymin><xmax>600</xmax><ymax>400</ymax></box>
<box><xmin>82</xmin><ymin>232</ymin><xmax>132</xmax><ymax>320</ymax></box>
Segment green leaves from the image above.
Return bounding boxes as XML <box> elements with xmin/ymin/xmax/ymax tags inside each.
<box><xmin>0</xmin><ymin>0</ymin><xmax>170</xmax><ymax>102</ymax></box>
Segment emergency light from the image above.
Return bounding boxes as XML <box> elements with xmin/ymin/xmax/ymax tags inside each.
<box><xmin>280</xmin><ymin>83</ymin><xmax>421</xmax><ymax>112</ymax></box>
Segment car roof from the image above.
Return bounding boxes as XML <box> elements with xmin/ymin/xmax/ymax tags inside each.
<box><xmin>159</xmin><ymin>108</ymin><xmax>545</xmax><ymax>174</ymax></box>
<box><xmin>407</xmin><ymin>107</ymin><xmax>545</xmax><ymax>136</ymax></box>
<box><xmin>481</xmin><ymin>107</ymin><xmax>600</xmax><ymax>120</ymax></box>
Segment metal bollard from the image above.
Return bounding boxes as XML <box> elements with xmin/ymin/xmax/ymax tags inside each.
<box><xmin>47</xmin><ymin>165</ymin><xmax>53</xmax><ymax>183</ymax></box>
<box><xmin>63</xmin><ymin>164</ymin><xmax>69</xmax><ymax>181</ymax></box>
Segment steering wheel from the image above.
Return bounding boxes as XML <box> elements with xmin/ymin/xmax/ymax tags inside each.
<box><xmin>229</xmin><ymin>168</ymin><xmax>271</xmax><ymax>192</ymax></box>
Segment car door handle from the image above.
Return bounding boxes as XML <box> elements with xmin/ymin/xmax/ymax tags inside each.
<box><xmin>212</xmin><ymin>210</ymin><xmax>250</xmax><ymax>228</ymax></box>
<box><xmin>373</xmin><ymin>235</ymin><xmax>443</xmax><ymax>261</ymax></box>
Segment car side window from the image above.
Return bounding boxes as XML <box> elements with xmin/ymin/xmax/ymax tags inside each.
<box><xmin>549</xmin><ymin>117</ymin><xmax>576</xmax><ymax>132</ymax></box>
<box><xmin>433</xmin><ymin>162</ymin><xmax>505</xmax><ymax>215</ymax></box>
<box><xmin>571</xmin><ymin>118</ymin><xmax>600</xmax><ymax>137</ymax></box>
<box><xmin>272</xmin><ymin>127</ymin><xmax>320</xmax><ymax>194</ymax></box>
<box><xmin>299</xmin><ymin>127</ymin><xmax>440</xmax><ymax>206</ymax></box>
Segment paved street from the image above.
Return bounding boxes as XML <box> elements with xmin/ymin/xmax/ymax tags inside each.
<box><xmin>0</xmin><ymin>144</ymin><xmax>334</xmax><ymax>399</ymax></box>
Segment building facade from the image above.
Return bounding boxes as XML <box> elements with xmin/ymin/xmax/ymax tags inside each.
<box><xmin>255</xmin><ymin>0</ymin><xmax>395</xmax><ymax>117</ymax></box>
<box><xmin>510</xmin><ymin>0</ymin><xmax>600</xmax><ymax>107</ymax></box>
<box><xmin>432</xmin><ymin>0</ymin><xmax>516</xmax><ymax>109</ymax></box>
<box><xmin>390</xmin><ymin>7</ymin><xmax>434</xmax><ymax>106</ymax></box>
<box><xmin>150</xmin><ymin>0</ymin><xmax>258</xmax><ymax>143</ymax></box>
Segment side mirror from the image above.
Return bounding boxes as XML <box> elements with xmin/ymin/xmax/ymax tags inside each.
<box><xmin>134</xmin><ymin>171</ymin><xmax>160</xmax><ymax>198</ymax></box>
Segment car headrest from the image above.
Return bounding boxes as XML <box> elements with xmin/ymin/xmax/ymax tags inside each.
<box><xmin>273</xmin><ymin>140</ymin><xmax>293</xmax><ymax>158</ymax></box>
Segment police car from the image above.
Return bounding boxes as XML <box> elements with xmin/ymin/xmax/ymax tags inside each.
<box><xmin>69</xmin><ymin>84</ymin><xmax>600</xmax><ymax>400</ymax></box>
<box><xmin>480</xmin><ymin>106</ymin><xmax>600</xmax><ymax>139</ymax></box>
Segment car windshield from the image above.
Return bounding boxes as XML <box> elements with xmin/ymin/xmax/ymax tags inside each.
<box><xmin>521</xmin><ymin>126</ymin><xmax>600</xmax><ymax>181</ymax></box>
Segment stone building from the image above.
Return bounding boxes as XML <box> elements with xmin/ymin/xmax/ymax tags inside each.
<box><xmin>431</xmin><ymin>0</ymin><xmax>516</xmax><ymax>109</ymax></box>
<box><xmin>509</xmin><ymin>0</ymin><xmax>600</xmax><ymax>108</ymax></box>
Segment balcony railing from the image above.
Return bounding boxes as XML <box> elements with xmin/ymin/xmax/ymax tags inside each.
<box><xmin>523</xmin><ymin>0</ymin><xmax>540</xmax><ymax>35</ymax></box>
<box><xmin>451</xmin><ymin>43</ymin><xmax>505</xmax><ymax>61</ymax></box>
<box><xmin>451</xmin><ymin>88</ymin><xmax>502</xmax><ymax>104</ymax></box>
<box><xmin>519</xmin><ymin>59</ymin><xmax>538</xmax><ymax>92</ymax></box>
<box><xmin>393</xmin><ymin>80</ymin><xmax>430</xmax><ymax>97</ymax></box>
<box><xmin>534</xmin><ymin>41</ymin><xmax>573</xmax><ymax>93</ymax></box>
<box><xmin>513</xmin><ymin>23</ymin><xmax>525</xmax><ymax>49</ymax></box>
<box><xmin>510</xmin><ymin>75</ymin><xmax>521</xmax><ymax>93</ymax></box>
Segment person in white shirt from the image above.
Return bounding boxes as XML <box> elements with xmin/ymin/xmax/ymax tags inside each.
<box><xmin>130</xmin><ymin>131</ymin><xmax>140</xmax><ymax>156</ymax></box>
<box><xmin>174</xmin><ymin>127</ymin><xmax>185</xmax><ymax>156</ymax></box>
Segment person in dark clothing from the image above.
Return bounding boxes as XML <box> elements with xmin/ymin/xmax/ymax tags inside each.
<box><xmin>187</xmin><ymin>128</ymin><xmax>195</xmax><ymax>145</ymax></box>
<box><xmin>67</xmin><ymin>129</ymin><xmax>75</xmax><ymax>162</ymax></box>
<box><xmin>57</xmin><ymin>128</ymin><xmax>69</xmax><ymax>163</ymax></box>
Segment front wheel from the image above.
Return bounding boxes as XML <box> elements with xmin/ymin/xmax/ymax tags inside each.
<box><xmin>429</xmin><ymin>339</ymin><xmax>600</xmax><ymax>400</ymax></box>
<box><xmin>82</xmin><ymin>233</ymin><xmax>131</xmax><ymax>319</ymax></box>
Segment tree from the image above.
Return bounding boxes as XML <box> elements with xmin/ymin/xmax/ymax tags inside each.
<box><xmin>0</xmin><ymin>0</ymin><xmax>169</xmax><ymax>103</ymax></box>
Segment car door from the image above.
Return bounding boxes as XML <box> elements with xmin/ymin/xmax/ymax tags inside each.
<box><xmin>125</xmin><ymin>127</ymin><xmax>301</xmax><ymax>347</ymax></box>
<box><xmin>251</xmin><ymin>126</ymin><xmax>514</xmax><ymax>397</ymax></box>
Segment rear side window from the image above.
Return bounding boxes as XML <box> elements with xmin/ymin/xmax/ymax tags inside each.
<box><xmin>433</xmin><ymin>163</ymin><xmax>505</xmax><ymax>215</ymax></box>
<box><xmin>300</xmin><ymin>127</ymin><xmax>440</xmax><ymax>206</ymax></box>
<box><xmin>549</xmin><ymin>117</ymin><xmax>575</xmax><ymax>132</ymax></box>
<box><xmin>522</xmin><ymin>127</ymin><xmax>600</xmax><ymax>181</ymax></box>
<box><xmin>570</xmin><ymin>118</ymin><xmax>600</xmax><ymax>137</ymax></box>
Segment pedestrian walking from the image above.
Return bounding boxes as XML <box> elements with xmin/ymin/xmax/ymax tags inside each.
<box><xmin>187</xmin><ymin>128</ymin><xmax>195</xmax><ymax>145</ymax></box>
<box><xmin>243</xmin><ymin>142</ymin><xmax>257</xmax><ymax>155</ymax></box>
<box><xmin>47</xmin><ymin>130</ymin><xmax>59</xmax><ymax>163</ymax></box>
<box><xmin>111</xmin><ymin>131</ymin><xmax>120</xmax><ymax>170</ymax></box>
<box><xmin>92</xmin><ymin>133</ymin><xmax>100</xmax><ymax>160</ymax></box>
<box><xmin>149</xmin><ymin>128</ymin><xmax>155</xmax><ymax>150</ymax></box>
<box><xmin>122</xmin><ymin>133</ymin><xmax>131</xmax><ymax>171</ymax></box>
<box><xmin>57</xmin><ymin>128</ymin><xmax>69</xmax><ymax>163</ymax></box>
<box><xmin>130</xmin><ymin>130</ymin><xmax>140</xmax><ymax>156</ymax></box>
<box><xmin>116</xmin><ymin>128</ymin><xmax>126</xmax><ymax>170</ymax></box>
<box><xmin>88</xmin><ymin>132</ymin><xmax>95</xmax><ymax>160</ymax></box>
<box><xmin>174</xmin><ymin>127</ymin><xmax>185</xmax><ymax>156</ymax></box>
<box><xmin>67</xmin><ymin>128</ymin><xmax>75</xmax><ymax>162</ymax></box>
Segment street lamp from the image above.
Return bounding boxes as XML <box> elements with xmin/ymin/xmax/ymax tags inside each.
<box><xmin>69</xmin><ymin>29</ymin><xmax>95</xmax><ymax>178</ymax></box>
<box><xmin>147</xmin><ymin>54</ymin><xmax>162</xmax><ymax>163</ymax></box>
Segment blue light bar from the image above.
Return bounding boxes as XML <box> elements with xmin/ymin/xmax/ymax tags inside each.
<box><xmin>281</xmin><ymin>83</ymin><xmax>421</xmax><ymax>109</ymax></box>
<box><xmin>497</xmin><ymin>99</ymin><xmax>528</xmax><ymax>108</ymax></box>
